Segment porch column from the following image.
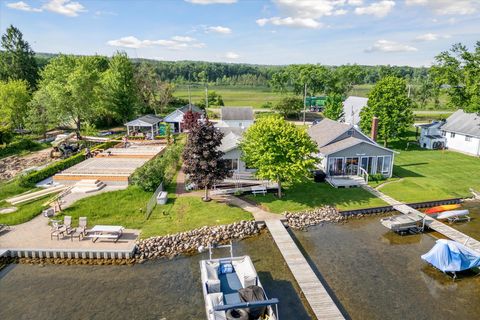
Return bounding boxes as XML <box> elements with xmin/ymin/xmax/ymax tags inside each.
<box><xmin>151</xmin><ymin>125</ymin><xmax>154</xmax><ymax>140</ymax></box>
<box><xmin>127</xmin><ymin>125</ymin><xmax>130</xmax><ymax>136</ymax></box>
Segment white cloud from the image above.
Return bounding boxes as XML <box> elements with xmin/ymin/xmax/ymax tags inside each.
<box><xmin>107</xmin><ymin>36</ymin><xmax>206</xmax><ymax>50</ymax></box>
<box><xmin>414</xmin><ymin>33</ymin><xmax>451</xmax><ymax>41</ymax></box>
<box><xmin>205</xmin><ymin>26</ymin><xmax>232</xmax><ymax>34</ymax></box>
<box><xmin>185</xmin><ymin>0</ymin><xmax>237</xmax><ymax>4</ymax></box>
<box><xmin>354</xmin><ymin>1</ymin><xmax>395</xmax><ymax>18</ymax></box>
<box><xmin>273</xmin><ymin>0</ymin><xmax>348</xmax><ymax>18</ymax></box>
<box><xmin>6</xmin><ymin>1</ymin><xmax>42</xmax><ymax>12</ymax></box>
<box><xmin>42</xmin><ymin>0</ymin><xmax>86</xmax><ymax>17</ymax></box>
<box><xmin>256</xmin><ymin>17</ymin><xmax>323</xmax><ymax>29</ymax></box>
<box><xmin>348</xmin><ymin>0</ymin><xmax>363</xmax><ymax>5</ymax></box>
<box><xmin>224</xmin><ymin>52</ymin><xmax>240</xmax><ymax>59</ymax></box>
<box><xmin>94</xmin><ymin>10</ymin><xmax>117</xmax><ymax>17</ymax></box>
<box><xmin>366</xmin><ymin>40</ymin><xmax>418</xmax><ymax>53</ymax></box>
<box><xmin>405</xmin><ymin>0</ymin><xmax>479</xmax><ymax>15</ymax></box>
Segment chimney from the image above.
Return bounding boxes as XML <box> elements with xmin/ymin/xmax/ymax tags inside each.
<box><xmin>371</xmin><ymin>116</ymin><xmax>379</xmax><ymax>141</ymax></box>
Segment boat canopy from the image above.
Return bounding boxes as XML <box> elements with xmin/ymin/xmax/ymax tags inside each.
<box><xmin>421</xmin><ymin>239</ymin><xmax>480</xmax><ymax>272</ymax></box>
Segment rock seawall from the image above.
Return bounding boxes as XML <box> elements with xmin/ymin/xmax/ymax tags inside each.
<box><xmin>135</xmin><ymin>220</ymin><xmax>263</xmax><ymax>261</ymax></box>
<box><xmin>285</xmin><ymin>206</ymin><xmax>346</xmax><ymax>230</ymax></box>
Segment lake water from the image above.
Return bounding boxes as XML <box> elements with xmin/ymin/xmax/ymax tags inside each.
<box><xmin>1</xmin><ymin>202</ymin><xmax>480</xmax><ymax>320</ymax></box>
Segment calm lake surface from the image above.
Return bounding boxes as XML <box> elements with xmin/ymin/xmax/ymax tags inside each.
<box><xmin>1</xmin><ymin>202</ymin><xmax>479</xmax><ymax>320</ymax></box>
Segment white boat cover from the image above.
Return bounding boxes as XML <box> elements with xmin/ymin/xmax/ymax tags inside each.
<box><xmin>421</xmin><ymin>239</ymin><xmax>480</xmax><ymax>272</ymax></box>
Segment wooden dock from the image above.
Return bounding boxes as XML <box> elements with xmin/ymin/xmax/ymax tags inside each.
<box><xmin>265</xmin><ymin>219</ymin><xmax>344</xmax><ymax>320</ymax></box>
<box><xmin>363</xmin><ymin>185</ymin><xmax>480</xmax><ymax>253</ymax></box>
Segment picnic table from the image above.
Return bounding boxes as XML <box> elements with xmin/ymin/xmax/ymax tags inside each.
<box><xmin>88</xmin><ymin>225</ymin><xmax>124</xmax><ymax>243</ymax></box>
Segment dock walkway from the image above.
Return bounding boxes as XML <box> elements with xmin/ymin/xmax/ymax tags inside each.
<box><xmin>362</xmin><ymin>185</ymin><xmax>480</xmax><ymax>253</ymax></box>
<box><xmin>219</xmin><ymin>195</ymin><xmax>344</xmax><ymax>320</ymax></box>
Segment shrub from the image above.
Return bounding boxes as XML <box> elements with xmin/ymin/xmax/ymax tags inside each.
<box><xmin>18</xmin><ymin>141</ymin><xmax>117</xmax><ymax>187</ymax></box>
<box><xmin>369</xmin><ymin>173</ymin><xmax>387</xmax><ymax>182</ymax></box>
<box><xmin>131</xmin><ymin>141</ymin><xmax>184</xmax><ymax>192</ymax></box>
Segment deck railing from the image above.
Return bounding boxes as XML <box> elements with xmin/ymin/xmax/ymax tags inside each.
<box><xmin>359</xmin><ymin>167</ymin><xmax>369</xmax><ymax>184</ymax></box>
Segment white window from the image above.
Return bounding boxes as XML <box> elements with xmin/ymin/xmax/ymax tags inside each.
<box><xmin>441</xmin><ymin>131</ymin><xmax>446</xmax><ymax>137</ymax></box>
<box><xmin>376</xmin><ymin>155</ymin><xmax>391</xmax><ymax>175</ymax></box>
<box><xmin>465</xmin><ymin>136</ymin><xmax>471</xmax><ymax>142</ymax></box>
<box><xmin>239</xmin><ymin>122</ymin><xmax>243</xmax><ymax>128</ymax></box>
<box><xmin>450</xmin><ymin>132</ymin><xmax>455</xmax><ymax>138</ymax></box>
<box><xmin>224</xmin><ymin>159</ymin><xmax>238</xmax><ymax>171</ymax></box>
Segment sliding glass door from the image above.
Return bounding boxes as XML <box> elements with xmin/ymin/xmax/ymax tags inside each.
<box><xmin>328</xmin><ymin>157</ymin><xmax>345</xmax><ymax>176</ymax></box>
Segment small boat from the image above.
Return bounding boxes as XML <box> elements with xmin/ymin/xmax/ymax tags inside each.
<box><xmin>425</xmin><ymin>204</ymin><xmax>461</xmax><ymax>214</ymax></box>
<box><xmin>436</xmin><ymin>209</ymin><xmax>469</xmax><ymax>221</ymax></box>
<box><xmin>421</xmin><ymin>239</ymin><xmax>480</xmax><ymax>278</ymax></box>
<box><xmin>380</xmin><ymin>212</ymin><xmax>425</xmax><ymax>234</ymax></box>
<box><xmin>200</xmin><ymin>243</ymin><xmax>279</xmax><ymax>320</ymax></box>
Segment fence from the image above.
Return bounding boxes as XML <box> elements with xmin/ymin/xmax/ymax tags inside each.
<box><xmin>145</xmin><ymin>182</ymin><xmax>164</xmax><ymax>220</ymax></box>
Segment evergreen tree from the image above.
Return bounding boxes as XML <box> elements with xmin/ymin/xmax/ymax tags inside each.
<box><xmin>0</xmin><ymin>25</ymin><xmax>38</xmax><ymax>89</ymax></box>
<box><xmin>182</xmin><ymin>119</ymin><xmax>230</xmax><ymax>201</ymax></box>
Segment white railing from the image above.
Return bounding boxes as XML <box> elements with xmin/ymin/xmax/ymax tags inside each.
<box><xmin>145</xmin><ymin>182</ymin><xmax>163</xmax><ymax>219</ymax></box>
<box><xmin>358</xmin><ymin>167</ymin><xmax>369</xmax><ymax>184</ymax></box>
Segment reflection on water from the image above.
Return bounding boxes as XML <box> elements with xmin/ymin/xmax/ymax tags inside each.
<box><xmin>0</xmin><ymin>232</ymin><xmax>314</xmax><ymax>320</ymax></box>
<box><xmin>294</xmin><ymin>213</ymin><xmax>480</xmax><ymax>320</ymax></box>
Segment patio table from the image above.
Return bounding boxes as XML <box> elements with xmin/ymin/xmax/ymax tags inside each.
<box><xmin>88</xmin><ymin>225</ymin><xmax>124</xmax><ymax>243</ymax></box>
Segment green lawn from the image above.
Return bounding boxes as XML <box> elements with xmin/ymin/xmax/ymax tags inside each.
<box><xmin>379</xmin><ymin>148</ymin><xmax>480</xmax><ymax>203</ymax></box>
<box><xmin>58</xmin><ymin>183</ymin><xmax>252</xmax><ymax>238</ymax></box>
<box><xmin>0</xmin><ymin>197</ymin><xmax>48</xmax><ymax>225</ymax></box>
<box><xmin>0</xmin><ymin>179</ymin><xmax>37</xmax><ymax>201</ymax></box>
<box><xmin>245</xmin><ymin>180</ymin><xmax>387</xmax><ymax>213</ymax></box>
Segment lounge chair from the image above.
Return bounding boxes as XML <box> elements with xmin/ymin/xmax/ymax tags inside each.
<box><xmin>50</xmin><ymin>220</ymin><xmax>65</xmax><ymax>240</ymax></box>
<box><xmin>71</xmin><ymin>217</ymin><xmax>87</xmax><ymax>241</ymax></box>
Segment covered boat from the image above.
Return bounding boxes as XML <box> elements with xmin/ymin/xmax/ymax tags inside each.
<box><xmin>436</xmin><ymin>209</ymin><xmax>469</xmax><ymax>221</ymax></box>
<box><xmin>200</xmin><ymin>244</ymin><xmax>279</xmax><ymax>320</ymax></box>
<box><xmin>421</xmin><ymin>239</ymin><xmax>480</xmax><ymax>275</ymax></box>
<box><xmin>425</xmin><ymin>204</ymin><xmax>461</xmax><ymax>214</ymax></box>
<box><xmin>380</xmin><ymin>212</ymin><xmax>425</xmax><ymax>234</ymax></box>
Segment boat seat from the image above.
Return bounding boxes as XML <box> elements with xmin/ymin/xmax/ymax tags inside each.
<box><xmin>220</xmin><ymin>272</ymin><xmax>242</xmax><ymax>305</ymax></box>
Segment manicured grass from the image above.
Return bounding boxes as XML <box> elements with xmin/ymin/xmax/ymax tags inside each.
<box><xmin>245</xmin><ymin>180</ymin><xmax>388</xmax><ymax>213</ymax></box>
<box><xmin>0</xmin><ymin>180</ymin><xmax>37</xmax><ymax>201</ymax></box>
<box><xmin>413</xmin><ymin>111</ymin><xmax>454</xmax><ymax>123</ymax></box>
<box><xmin>59</xmin><ymin>184</ymin><xmax>252</xmax><ymax>238</ymax></box>
<box><xmin>379</xmin><ymin>149</ymin><xmax>480</xmax><ymax>203</ymax></box>
<box><xmin>0</xmin><ymin>197</ymin><xmax>48</xmax><ymax>225</ymax></box>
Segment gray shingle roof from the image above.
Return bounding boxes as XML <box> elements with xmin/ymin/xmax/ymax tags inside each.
<box><xmin>126</xmin><ymin>114</ymin><xmax>163</xmax><ymax>126</ymax></box>
<box><xmin>179</xmin><ymin>104</ymin><xmax>203</xmax><ymax>114</ymax></box>
<box><xmin>308</xmin><ymin>118</ymin><xmax>353</xmax><ymax>148</ymax></box>
<box><xmin>441</xmin><ymin>109</ymin><xmax>480</xmax><ymax>138</ymax></box>
<box><xmin>218</xmin><ymin>128</ymin><xmax>244</xmax><ymax>153</ymax></box>
<box><xmin>221</xmin><ymin>107</ymin><xmax>254</xmax><ymax>121</ymax></box>
<box><xmin>318</xmin><ymin>137</ymin><xmax>365</xmax><ymax>155</ymax></box>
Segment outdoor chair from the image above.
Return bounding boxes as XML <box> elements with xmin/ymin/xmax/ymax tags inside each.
<box><xmin>50</xmin><ymin>220</ymin><xmax>65</xmax><ymax>240</ymax></box>
<box><xmin>71</xmin><ymin>217</ymin><xmax>87</xmax><ymax>241</ymax></box>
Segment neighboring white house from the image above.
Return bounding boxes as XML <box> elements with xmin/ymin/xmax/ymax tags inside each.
<box><xmin>215</xmin><ymin>107</ymin><xmax>254</xmax><ymax>129</ymax></box>
<box><xmin>164</xmin><ymin>104</ymin><xmax>204</xmax><ymax>133</ymax></box>
<box><xmin>342</xmin><ymin>96</ymin><xmax>368</xmax><ymax>126</ymax></box>
<box><xmin>440</xmin><ymin>110</ymin><xmax>480</xmax><ymax>156</ymax></box>
<box><xmin>308</xmin><ymin>118</ymin><xmax>395</xmax><ymax>179</ymax></box>
<box><xmin>215</xmin><ymin>107</ymin><xmax>255</xmax><ymax>173</ymax></box>
<box><xmin>416</xmin><ymin>121</ymin><xmax>446</xmax><ymax>149</ymax></box>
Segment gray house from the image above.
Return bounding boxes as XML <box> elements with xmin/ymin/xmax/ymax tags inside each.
<box><xmin>308</xmin><ymin>119</ymin><xmax>395</xmax><ymax>182</ymax></box>
<box><xmin>163</xmin><ymin>104</ymin><xmax>204</xmax><ymax>133</ymax></box>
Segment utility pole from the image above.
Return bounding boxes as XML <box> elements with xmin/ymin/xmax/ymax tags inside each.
<box><xmin>188</xmin><ymin>73</ymin><xmax>192</xmax><ymax>108</ymax></box>
<box><xmin>303</xmin><ymin>83</ymin><xmax>307</xmax><ymax>125</ymax></box>
<box><xmin>205</xmin><ymin>84</ymin><xmax>209</xmax><ymax>109</ymax></box>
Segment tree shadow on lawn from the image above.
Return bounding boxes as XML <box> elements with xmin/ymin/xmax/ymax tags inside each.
<box><xmin>392</xmin><ymin>165</ymin><xmax>424</xmax><ymax>178</ymax></box>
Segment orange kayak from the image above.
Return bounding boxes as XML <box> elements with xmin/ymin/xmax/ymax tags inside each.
<box><xmin>425</xmin><ymin>204</ymin><xmax>461</xmax><ymax>214</ymax></box>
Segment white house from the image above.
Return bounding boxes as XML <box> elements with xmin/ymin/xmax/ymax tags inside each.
<box><xmin>215</xmin><ymin>107</ymin><xmax>254</xmax><ymax>129</ymax></box>
<box><xmin>342</xmin><ymin>96</ymin><xmax>368</xmax><ymax>126</ymax></box>
<box><xmin>441</xmin><ymin>110</ymin><xmax>480</xmax><ymax>156</ymax></box>
<box><xmin>163</xmin><ymin>104</ymin><xmax>204</xmax><ymax>133</ymax></box>
<box><xmin>308</xmin><ymin>118</ymin><xmax>395</xmax><ymax>179</ymax></box>
<box><xmin>416</xmin><ymin>121</ymin><xmax>446</xmax><ymax>149</ymax></box>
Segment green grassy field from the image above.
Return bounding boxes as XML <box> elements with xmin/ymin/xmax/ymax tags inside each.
<box><xmin>0</xmin><ymin>197</ymin><xmax>48</xmax><ymax>225</ymax></box>
<box><xmin>245</xmin><ymin>180</ymin><xmax>388</xmax><ymax>213</ymax></box>
<box><xmin>0</xmin><ymin>180</ymin><xmax>37</xmax><ymax>201</ymax></box>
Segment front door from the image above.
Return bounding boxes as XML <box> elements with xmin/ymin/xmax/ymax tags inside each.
<box><xmin>360</xmin><ymin>156</ymin><xmax>374</xmax><ymax>174</ymax></box>
<box><xmin>345</xmin><ymin>157</ymin><xmax>359</xmax><ymax>175</ymax></box>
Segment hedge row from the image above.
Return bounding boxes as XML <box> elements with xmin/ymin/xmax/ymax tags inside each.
<box><xmin>0</xmin><ymin>139</ymin><xmax>46</xmax><ymax>159</ymax></box>
<box><xmin>19</xmin><ymin>141</ymin><xmax>117</xmax><ymax>187</ymax></box>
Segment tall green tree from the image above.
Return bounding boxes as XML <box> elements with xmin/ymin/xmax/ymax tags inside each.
<box><xmin>360</xmin><ymin>76</ymin><xmax>414</xmax><ymax>147</ymax></box>
<box><xmin>323</xmin><ymin>93</ymin><xmax>344</xmax><ymax>121</ymax></box>
<box><xmin>431</xmin><ymin>42</ymin><xmax>480</xmax><ymax>112</ymax></box>
<box><xmin>239</xmin><ymin>116</ymin><xmax>318</xmax><ymax>198</ymax></box>
<box><xmin>101</xmin><ymin>52</ymin><xmax>138</xmax><ymax>123</ymax></box>
<box><xmin>272</xmin><ymin>96</ymin><xmax>303</xmax><ymax>118</ymax></box>
<box><xmin>0</xmin><ymin>25</ymin><xmax>38</xmax><ymax>89</ymax></box>
<box><xmin>0</xmin><ymin>80</ymin><xmax>31</xmax><ymax>131</ymax></box>
<box><xmin>182</xmin><ymin>119</ymin><xmax>230</xmax><ymax>201</ymax></box>
<box><xmin>26</xmin><ymin>89</ymin><xmax>56</xmax><ymax>139</ymax></box>
<box><xmin>36</xmin><ymin>55</ymin><xmax>104</xmax><ymax>139</ymax></box>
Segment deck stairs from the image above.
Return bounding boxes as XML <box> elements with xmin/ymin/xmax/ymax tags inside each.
<box><xmin>326</xmin><ymin>175</ymin><xmax>367</xmax><ymax>188</ymax></box>
<box><xmin>71</xmin><ymin>179</ymin><xmax>106</xmax><ymax>193</ymax></box>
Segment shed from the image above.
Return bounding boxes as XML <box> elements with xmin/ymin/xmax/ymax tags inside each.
<box><xmin>125</xmin><ymin>115</ymin><xmax>163</xmax><ymax>139</ymax></box>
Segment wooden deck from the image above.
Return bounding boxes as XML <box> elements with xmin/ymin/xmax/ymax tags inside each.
<box><xmin>265</xmin><ymin>219</ymin><xmax>345</xmax><ymax>320</ymax></box>
<box><xmin>363</xmin><ymin>185</ymin><xmax>480</xmax><ymax>253</ymax></box>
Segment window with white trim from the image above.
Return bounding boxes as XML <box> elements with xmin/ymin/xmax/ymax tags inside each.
<box><xmin>376</xmin><ymin>155</ymin><xmax>391</xmax><ymax>175</ymax></box>
<box><xmin>223</xmin><ymin>159</ymin><xmax>238</xmax><ymax>171</ymax></box>
<box><xmin>465</xmin><ymin>135</ymin><xmax>471</xmax><ymax>142</ymax></box>
<box><xmin>450</xmin><ymin>132</ymin><xmax>455</xmax><ymax>138</ymax></box>
<box><xmin>441</xmin><ymin>131</ymin><xmax>446</xmax><ymax>137</ymax></box>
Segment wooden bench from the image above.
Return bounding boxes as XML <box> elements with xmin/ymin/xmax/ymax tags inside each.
<box><xmin>251</xmin><ymin>186</ymin><xmax>267</xmax><ymax>196</ymax></box>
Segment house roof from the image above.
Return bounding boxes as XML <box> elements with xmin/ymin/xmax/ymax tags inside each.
<box><xmin>416</xmin><ymin>121</ymin><xmax>443</xmax><ymax>128</ymax></box>
<box><xmin>318</xmin><ymin>137</ymin><xmax>365</xmax><ymax>155</ymax></box>
<box><xmin>441</xmin><ymin>109</ymin><xmax>480</xmax><ymax>138</ymax></box>
<box><xmin>221</xmin><ymin>107</ymin><xmax>254</xmax><ymax>121</ymax></box>
<box><xmin>308</xmin><ymin>118</ymin><xmax>353</xmax><ymax>147</ymax></box>
<box><xmin>218</xmin><ymin>129</ymin><xmax>244</xmax><ymax>153</ymax></box>
<box><xmin>179</xmin><ymin>104</ymin><xmax>203</xmax><ymax>114</ymax></box>
<box><xmin>125</xmin><ymin>114</ymin><xmax>163</xmax><ymax>126</ymax></box>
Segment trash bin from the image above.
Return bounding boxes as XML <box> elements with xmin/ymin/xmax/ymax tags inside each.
<box><xmin>313</xmin><ymin>170</ymin><xmax>326</xmax><ymax>183</ymax></box>
<box><xmin>156</xmin><ymin>191</ymin><xmax>168</xmax><ymax>205</ymax></box>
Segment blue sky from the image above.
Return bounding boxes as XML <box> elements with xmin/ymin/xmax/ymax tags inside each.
<box><xmin>1</xmin><ymin>0</ymin><xmax>479</xmax><ymax>66</ymax></box>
